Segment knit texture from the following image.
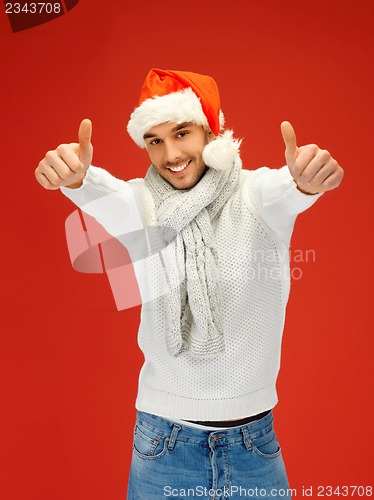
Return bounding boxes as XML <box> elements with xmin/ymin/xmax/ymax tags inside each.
<box><xmin>61</xmin><ymin>162</ymin><xmax>322</xmax><ymax>420</ymax></box>
<box><xmin>144</xmin><ymin>158</ymin><xmax>241</xmax><ymax>358</ymax></box>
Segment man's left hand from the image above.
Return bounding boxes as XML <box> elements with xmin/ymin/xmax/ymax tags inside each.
<box><xmin>281</xmin><ymin>121</ymin><xmax>344</xmax><ymax>195</ymax></box>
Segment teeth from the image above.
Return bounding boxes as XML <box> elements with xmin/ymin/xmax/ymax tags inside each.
<box><xmin>169</xmin><ymin>161</ymin><xmax>189</xmax><ymax>172</ymax></box>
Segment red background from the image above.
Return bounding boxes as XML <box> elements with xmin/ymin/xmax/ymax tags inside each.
<box><xmin>0</xmin><ymin>0</ymin><xmax>373</xmax><ymax>498</ymax></box>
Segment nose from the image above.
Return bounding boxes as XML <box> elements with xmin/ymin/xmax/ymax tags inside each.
<box><xmin>163</xmin><ymin>139</ymin><xmax>182</xmax><ymax>165</ymax></box>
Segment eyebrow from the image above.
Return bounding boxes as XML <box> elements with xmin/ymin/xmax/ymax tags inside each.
<box><xmin>143</xmin><ymin>122</ymin><xmax>192</xmax><ymax>140</ymax></box>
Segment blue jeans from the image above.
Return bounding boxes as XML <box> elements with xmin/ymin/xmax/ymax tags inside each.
<box><xmin>127</xmin><ymin>409</ymin><xmax>291</xmax><ymax>499</ymax></box>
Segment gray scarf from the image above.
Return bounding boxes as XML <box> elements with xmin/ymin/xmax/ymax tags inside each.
<box><xmin>145</xmin><ymin>155</ymin><xmax>242</xmax><ymax>358</ymax></box>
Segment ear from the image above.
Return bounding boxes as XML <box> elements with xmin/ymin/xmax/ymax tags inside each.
<box><xmin>205</xmin><ymin>129</ymin><xmax>215</xmax><ymax>143</ymax></box>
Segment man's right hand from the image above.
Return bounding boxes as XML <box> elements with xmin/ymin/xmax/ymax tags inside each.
<box><xmin>35</xmin><ymin>119</ymin><xmax>93</xmax><ymax>190</ymax></box>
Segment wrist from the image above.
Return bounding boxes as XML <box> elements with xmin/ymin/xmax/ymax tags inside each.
<box><xmin>294</xmin><ymin>180</ymin><xmax>319</xmax><ymax>196</ymax></box>
<box><xmin>66</xmin><ymin>172</ymin><xmax>86</xmax><ymax>189</ymax></box>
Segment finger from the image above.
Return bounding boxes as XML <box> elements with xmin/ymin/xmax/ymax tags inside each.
<box><xmin>78</xmin><ymin>119</ymin><xmax>93</xmax><ymax>166</ymax></box>
<box><xmin>281</xmin><ymin>121</ymin><xmax>298</xmax><ymax>163</ymax></box>
<box><xmin>296</xmin><ymin>163</ymin><xmax>336</xmax><ymax>194</ymax></box>
<box><xmin>44</xmin><ymin>149</ymin><xmax>77</xmax><ymax>180</ymax></box>
<box><xmin>320</xmin><ymin>167</ymin><xmax>344</xmax><ymax>191</ymax></box>
<box><xmin>291</xmin><ymin>145</ymin><xmax>320</xmax><ymax>180</ymax></box>
<box><xmin>56</xmin><ymin>143</ymin><xmax>85</xmax><ymax>175</ymax></box>
<box><xmin>304</xmin><ymin>156</ymin><xmax>338</xmax><ymax>185</ymax></box>
<box><xmin>35</xmin><ymin>170</ymin><xmax>60</xmax><ymax>190</ymax></box>
<box><xmin>293</xmin><ymin>146</ymin><xmax>329</xmax><ymax>181</ymax></box>
<box><xmin>39</xmin><ymin>163</ymin><xmax>66</xmax><ymax>186</ymax></box>
<box><xmin>78</xmin><ymin>118</ymin><xmax>92</xmax><ymax>149</ymax></box>
<box><xmin>308</xmin><ymin>161</ymin><xmax>337</xmax><ymax>186</ymax></box>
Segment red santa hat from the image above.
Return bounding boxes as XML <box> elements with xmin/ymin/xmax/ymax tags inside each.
<box><xmin>127</xmin><ymin>68</ymin><xmax>241</xmax><ymax>171</ymax></box>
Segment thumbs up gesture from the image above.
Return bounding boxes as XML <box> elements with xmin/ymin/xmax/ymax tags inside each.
<box><xmin>281</xmin><ymin>121</ymin><xmax>344</xmax><ymax>194</ymax></box>
<box><xmin>35</xmin><ymin>119</ymin><xmax>93</xmax><ymax>190</ymax></box>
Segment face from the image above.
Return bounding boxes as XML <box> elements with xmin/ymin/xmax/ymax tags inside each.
<box><xmin>144</xmin><ymin>122</ymin><xmax>211</xmax><ymax>189</ymax></box>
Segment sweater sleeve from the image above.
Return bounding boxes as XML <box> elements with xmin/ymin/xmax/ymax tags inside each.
<box><xmin>60</xmin><ymin>166</ymin><xmax>144</xmax><ymax>237</ymax></box>
<box><xmin>61</xmin><ymin>167</ymin><xmax>170</xmax><ymax>305</ymax></box>
<box><xmin>243</xmin><ymin>166</ymin><xmax>323</xmax><ymax>244</ymax></box>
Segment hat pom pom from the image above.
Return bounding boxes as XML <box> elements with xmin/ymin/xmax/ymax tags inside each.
<box><xmin>202</xmin><ymin>130</ymin><xmax>242</xmax><ymax>171</ymax></box>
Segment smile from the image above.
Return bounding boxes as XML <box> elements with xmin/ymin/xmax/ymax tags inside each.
<box><xmin>168</xmin><ymin>160</ymin><xmax>191</xmax><ymax>172</ymax></box>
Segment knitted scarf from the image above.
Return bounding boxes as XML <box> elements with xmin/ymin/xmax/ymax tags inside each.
<box><xmin>145</xmin><ymin>155</ymin><xmax>241</xmax><ymax>359</ymax></box>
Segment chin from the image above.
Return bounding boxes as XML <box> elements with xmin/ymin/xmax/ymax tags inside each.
<box><xmin>174</xmin><ymin>175</ymin><xmax>202</xmax><ymax>190</ymax></box>
<box><xmin>163</xmin><ymin>165</ymin><xmax>207</xmax><ymax>190</ymax></box>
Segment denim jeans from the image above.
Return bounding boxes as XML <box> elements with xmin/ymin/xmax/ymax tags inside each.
<box><xmin>127</xmin><ymin>409</ymin><xmax>291</xmax><ymax>499</ymax></box>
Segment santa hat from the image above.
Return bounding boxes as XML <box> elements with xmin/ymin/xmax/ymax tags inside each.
<box><xmin>127</xmin><ymin>68</ymin><xmax>241</xmax><ymax>171</ymax></box>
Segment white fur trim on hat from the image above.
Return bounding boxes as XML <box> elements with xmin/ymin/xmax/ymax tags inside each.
<box><xmin>202</xmin><ymin>130</ymin><xmax>242</xmax><ymax>171</ymax></box>
<box><xmin>127</xmin><ymin>88</ymin><xmax>210</xmax><ymax>148</ymax></box>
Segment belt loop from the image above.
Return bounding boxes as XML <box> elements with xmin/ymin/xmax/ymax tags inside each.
<box><xmin>241</xmin><ymin>426</ymin><xmax>252</xmax><ymax>451</ymax></box>
<box><xmin>167</xmin><ymin>424</ymin><xmax>181</xmax><ymax>451</ymax></box>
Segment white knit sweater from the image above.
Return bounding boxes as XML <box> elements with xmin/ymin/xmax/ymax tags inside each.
<box><xmin>61</xmin><ymin>162</ymin><xmax>321</xmax><ymax>421</ymax></box>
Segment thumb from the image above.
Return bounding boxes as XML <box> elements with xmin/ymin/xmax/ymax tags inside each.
<box><xmin>78</xmin><ymin>118</ymin><xmax>93</xmax><ymax>167</ymax></box>
<box><xmin>281</xmin><ymin>121</ymin><xmax>298</xmax><ymax>165</ymax></box>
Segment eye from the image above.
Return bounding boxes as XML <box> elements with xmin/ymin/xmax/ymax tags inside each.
<box><xmin>149</xmin><ymin>139</ymin><xmax>161</xmax><ymax>146</ymax></box>
<box><xmin>176</xmin><ymin>130</ymin><xmax>189</xmax><ymax>139</ymax></box>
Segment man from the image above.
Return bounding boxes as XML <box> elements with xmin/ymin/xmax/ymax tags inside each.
<box><xmin>35</xmin><ymin>69</ymin><xmax>343</xmax><ymax>499</ymax></box>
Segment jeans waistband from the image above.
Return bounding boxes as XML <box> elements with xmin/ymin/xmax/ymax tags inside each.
<box><xmin>135</xmin><ymin>409</ymin><xmax>275</xmax><ymax>447</ymax></box>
